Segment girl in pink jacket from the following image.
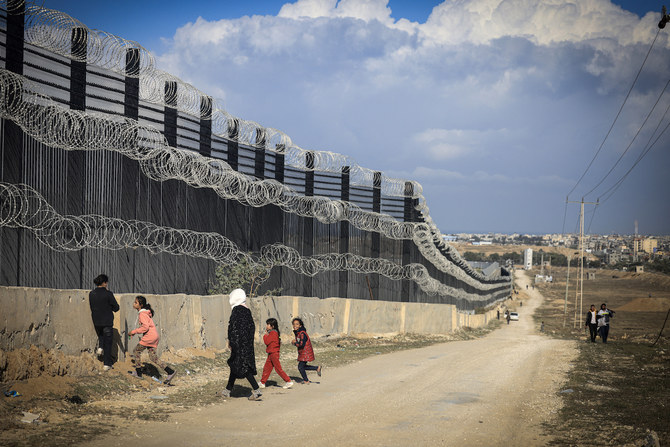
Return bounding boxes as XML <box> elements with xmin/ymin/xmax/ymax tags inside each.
<box><xmin>129</xmin><ymin>296</ymin><xmax>176</xmax><ymax>383</ymax></box>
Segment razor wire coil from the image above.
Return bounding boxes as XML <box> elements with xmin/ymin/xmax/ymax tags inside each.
<box><xmin>0</xmin><ymin>182</ymin><xmax>507</xmax><ymax>302</ymax></box>
<box><xmin>0</xmin><ymin>68</ymin><xmax>508</xmax><ymax>290</ymax></box>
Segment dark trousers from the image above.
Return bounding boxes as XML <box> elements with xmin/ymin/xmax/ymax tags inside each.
<box><xmin>297</xmin><ymin>361</ymin><xmax>318</xmax><ymax>381</ymax></box>
<box><xmin>94</xmin><ymin>325</ymin><xmax>114</xmax><ymax>367</ymax></box>
<box><xmin>599</xmin><ymin>325</ymin><xmax>610</xmax><ymax>343</ymax></box>
<box><xmin>226</xmin><ymin>372</ymin><xmax>259</xmax><ymax>392</ymax></box>
<box><xmin>588</xmin><ymin>323</ymin><xmax>598</xmax><ymax>342</ymax></box>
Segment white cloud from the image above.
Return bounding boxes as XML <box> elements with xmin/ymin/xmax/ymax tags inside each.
<box><xmin>279</xmin><ymin>0</ymin><xmax>394</xmax><ymax>24</ymax></box>
<box><xmin>153</xmin><ymin>0</ymin><xmax>670</xmax><ymax>234</ymax></box>
<box><xmin>413</xmin><ymin>129</ymin><xmax>473</xmax><ymax>160</ymax></box>
<box><xmin>420</xmin><ymin>0</ymin><xmax>663</xmax><ymax>47</ymax></box>
<box><xmin>411</xmin><ymin>166</ymin><xmax>573</xmax><ymax>186</ymax></box>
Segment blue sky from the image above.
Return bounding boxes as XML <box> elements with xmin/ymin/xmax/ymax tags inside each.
<box><xmin>41</xmin><ymin>1</ymin><xmax>670</xmax><ymax>235</ymax></box>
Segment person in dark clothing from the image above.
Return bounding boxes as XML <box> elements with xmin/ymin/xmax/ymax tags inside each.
<box><xmin>88</xmin><ymin>274</ymin><xmax>119</xmax><ymax>370</ymax></box>
<box><xmin>585</xmin><ymin>304</ymin><xmax>598</xmax><ymax>343</ymax></box>
<box><xmin>220</xmin><ymin>289</ymin><xmax>261</xmax><ymax>401</ymax></box>
<box><xmin>597</xmin><ymin>303</ymin><xmax>615</xmax><ymax>343</ymax></box>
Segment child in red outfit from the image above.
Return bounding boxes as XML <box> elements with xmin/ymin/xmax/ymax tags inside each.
<box><xmin>291</xmin><ymin>317</ymin><xmax>322</xmax><ymax>384</ymax></box>
<box><xmin>259</xmin><ymin>318</ymin><xmax>293</xmax><ymax>389</ymax></box>
<box><xmin>129</xmin><ymin>296</ymin><xmax>176</xmax><ymax>384</ymax></box>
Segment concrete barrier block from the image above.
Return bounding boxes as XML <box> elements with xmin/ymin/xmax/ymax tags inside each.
<box><xmin>347</xmin><ymin>299</ymin><xmax>401</xmax><ymax>335</ymax></box>
<box><xmin>0</xmin><ymin>287</ymin><xmax>52</xmax><ymax>350</ymax></box>
<box><xmin>293</xmin><ymin>296</ymin><xmax>347</xmax><ymax>336</ymax></box>
<box><xmin>200</xmin><ymin>294</ymin><xmax>228</xmax><ymax>348</ymax></box>
<box><xmin>404</xmin><ymin>302</ymin><xmax>453</xmax><ymax>334</ymax></box>
<box><xmin>254</xmin><ymin>295</ymin><xmax>295</xmax><ymax>338</ymax></box>
<box><xmin>48</xmin><ymin>289</ymin><xmax>97</xmax><ymax>356</ymax></box>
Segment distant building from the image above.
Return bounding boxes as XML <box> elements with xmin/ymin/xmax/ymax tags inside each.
<box><xmin>605</xmin><ymin>252</ymin><xmax>620</xmax><ymax>265</ymax></box>
<box><xmin>642</xmin><ymin>238</ymin><xmax>658</xmax><ymax>253</ymax></box>
<box><xmin>633</xmin><ymin>238</ymin><xmax>641</xmax><ymax>256</ymax></box>
<box><xmin>524</xmin><ymin>248</ymin><xmax>533</xmax><ymax>270</ymax></box>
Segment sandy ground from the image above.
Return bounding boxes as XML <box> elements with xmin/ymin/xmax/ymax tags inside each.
<box><xmin>79</xmin><ymin>270</ymin><xmax>578</xmax><ymax>447</ymax></box>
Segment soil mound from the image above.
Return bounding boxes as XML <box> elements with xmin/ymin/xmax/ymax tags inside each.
<box><xmin>0</xmin><ymin>345</ymin><xmax>99</xmax><ymax>381</ymax></box>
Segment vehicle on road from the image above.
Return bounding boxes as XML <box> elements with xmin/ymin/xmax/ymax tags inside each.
<box><xmin>509</xmin><ymin>312</ymin><xmax>519</xmax><ymax>321</ymax></box>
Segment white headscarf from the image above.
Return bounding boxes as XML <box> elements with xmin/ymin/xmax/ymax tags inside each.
<box><xmin>229</xmin><ymin>288</ymin><xmax>247</xmax><ymax>308</ymax></box>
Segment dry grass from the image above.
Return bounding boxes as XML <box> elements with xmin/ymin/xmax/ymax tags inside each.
<box><xmin>532</xmin><ymin>267</ymin><xmax>670</xmax><ymax>446</ymax></box>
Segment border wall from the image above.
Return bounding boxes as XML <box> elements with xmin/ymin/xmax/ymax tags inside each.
<box><xmin>0</xmin><ymin>286</ymin><xmax>500</xmax><ymax>363</ymax></box>
<box><xmin>0</xmin><ymin>3</ymin><xmax>510</xmax><ymax>309</ymax></box>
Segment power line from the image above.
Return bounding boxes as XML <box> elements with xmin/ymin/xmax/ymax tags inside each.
<box><xmin>561</xmin><ymin>198</ymin><xmax>569</xmax><ymax>237</ymax></box>
<box><xmin>584</xmin><ymin>78</ymin><xmax>670</xmax><ymax>198</ymax></box>
<box><xmin>598</xmin><ymin>117</ymin><xmax>670</xmax><ymax>204</ymax></box>
<box><xmin>566</xmin><ymin>27</ymin><xmax>661</xmax><ymax>198</ymax></box>
<box><xmin>586</xmin><ymin>202</ymin><xmax>599</xmax><ymax>234</ymax></box>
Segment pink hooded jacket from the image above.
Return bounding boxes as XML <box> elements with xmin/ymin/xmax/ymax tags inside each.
<box><xmin>130</xmin><ymin>309</ymin><xmax>159</xmax><ymax>348</ymax></box>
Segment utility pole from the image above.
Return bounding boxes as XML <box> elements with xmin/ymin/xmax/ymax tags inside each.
<box><xmin>567</xmin><ymin>198</ymin><xmax>598</xmax><ymax>328</ymax></box>
<box><xmin>564</xmin><ymin>254</ymin><xmax>570</xmax><ymax>327</ymax></box>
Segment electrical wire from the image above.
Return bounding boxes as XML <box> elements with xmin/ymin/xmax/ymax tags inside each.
<box><xmin>583</xmin><ymin>78</ymin><xmax>670</xmax><ymax>198</ymax></box>
<box><xmin>567</xmin><ymin>27</ymin><xmax>661</xmax><ymax>199</ymax></box>
<box><xmin>561</xmin><ymin>197</ymin><xmax>569</xmax><ymax>238</ymax></box>
<box><xmin>585</xmin><ymin>203</ymin><xmax>599</xmax><ymax>234</ymax></box>
<box><xmin>598</xmin><ymin>117</ymin><xmax>670</xmax><ymax>204</ymax></box>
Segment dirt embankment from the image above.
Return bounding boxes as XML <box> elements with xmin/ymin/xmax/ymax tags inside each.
<box><xmin>532</xmin><ymin>264</ymin><xmax>670</xmax><ymax>446</ymax></box>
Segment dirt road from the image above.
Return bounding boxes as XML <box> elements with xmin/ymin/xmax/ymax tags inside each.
<box><xmin>83</xmin><ymin>271</ymin><xmax>577</xmax><ymax>447</ymax></box>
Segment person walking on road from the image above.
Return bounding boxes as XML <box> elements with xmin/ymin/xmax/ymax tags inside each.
<box><xmin>585</xmin><ymin>304</ymin><xmax>598</xmax><ymax>343</ymax></box>
<box><xmin>259</xmin><ymin>318</ymin><xmax>294</xmax><ymax>389</ymax></box>
<box><xmin>506</xmin><ymin>312</ymin><xmax>511</xmax><ymax>325</ymax></box>
<box><xmin>89</xmin><ymin>274</ymin><xmax>119</xmax><ymax>371</ymax></box>
<box><xmin>597</xmin><ymin>303</ymin><xmax>615</xmax><ymax>343</ymax></box>
<box><xmin>292</xmin><ymin>318</ymin><xmax>322</xmax><ymax>384</ymax></box>
<box><xmin>128</xmin><ymin>296</ymin><xmax>177</xmax><ymax>383</ymax></box>
<box><xmin>220</xmin><ymin>289</ymin><xmax>262</xmax><ymax>400</ymax></box>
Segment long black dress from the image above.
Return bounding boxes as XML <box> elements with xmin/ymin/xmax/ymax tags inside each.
<box><xmin>227</xmin><ymin>305</ymin><xmax>257</xmax><ymax>378</ymax></box>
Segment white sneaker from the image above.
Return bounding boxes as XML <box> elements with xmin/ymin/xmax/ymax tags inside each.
<box><xmin>282</xmin><ymin>381</ymin><xmax>294</xmax><ymax>389</ymax></box>
<box><xmin>103</xmin><ymin>365</ymin><xmax>112</xmax><ymax>371</ymax></box>
<box><xmin>258</xmin><ymin>382</ymin><xmax>266</xmax><ymax>388</ymax></box>
<box><xmin>96</xmin><ymin>348</ymin><xmax>103</xmax><ymax>355</ymax></box>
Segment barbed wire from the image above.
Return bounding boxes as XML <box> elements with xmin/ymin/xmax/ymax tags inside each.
<box><xmin>0</xmin><ymin>182</ymin><xmax>507</xmax><ymax>302</ymax></box>
<box><xmin>0</xmin><ymin>68</ymin><xmax>508</xmax><ymax>289</ymax></box>
<box><xmin>7</xmin><ymin>1</ymin><xmax>498</xmax><ymax>283</ymax></box>
<box><xmin>1</xmin><ymin>2</ymin><xmax>422</xmax><ymax>201</ymax></box>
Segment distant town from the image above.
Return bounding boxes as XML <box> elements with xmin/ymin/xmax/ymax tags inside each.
<box><xmin>444</xmin><ymin>233</ymin><xmax>670</xmax><ymax>274</ymax></box>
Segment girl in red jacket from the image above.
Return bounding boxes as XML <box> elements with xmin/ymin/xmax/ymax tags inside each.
<box><xmin>129</xmin><ymin>296</ymin><xmax>176</xmax><ymax>383</ymax></box>
<box><xmin>259</xmin><ymin>318</ymin><xmax>294</xmax><ymax>389</ymax></box>
<box><xmin>291</xmin><ymin>317</ymin><xmax>322</xmax><ymax>384</ymax></box>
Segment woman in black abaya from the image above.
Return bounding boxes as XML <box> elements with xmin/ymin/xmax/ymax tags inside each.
<box><xmin>220</xmin><ymin>288</ymin><xmax>262</xmax><ymax>400</ymax></box>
